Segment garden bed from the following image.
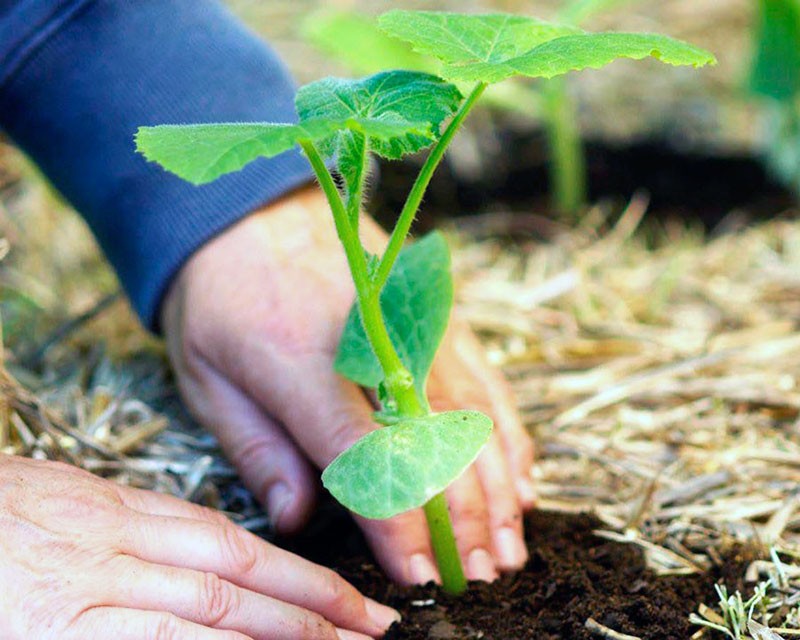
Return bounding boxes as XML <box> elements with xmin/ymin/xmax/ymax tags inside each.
<box><xmin>282</xmin><ymin>506</ymin><xmax>752</xmax><ymax>640</ymax></box>
<box><xmin>3</xmin><ymin>125</ymin><xmax>800</xmax><ymax>638</ymax></box>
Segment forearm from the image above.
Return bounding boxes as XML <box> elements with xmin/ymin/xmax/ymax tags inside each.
<box><xmin>0</xmin><ymin>0</ymin><xmax>313</xmax><ymax>330</ymax></box>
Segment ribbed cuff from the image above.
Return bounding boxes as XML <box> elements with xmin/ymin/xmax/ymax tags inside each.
<box><xmin>0</xmin><ymin>0</ymin><xmax>314</xmax><ymax>331</ymax></box>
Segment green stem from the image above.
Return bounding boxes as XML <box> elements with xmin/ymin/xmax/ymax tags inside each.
<box><xmin>424</xmin><ymin>492</ymin><xmax>467</xmax><ymax>595</ymax></box>
<box><xmin>300</xmin><ymin>141</ymin><xmax>370</xmax><ymax>292</ymax></box>
<box><xmin>374</xmin><ymin>82</ymin><xmax>487</xmax><ymax>290</ymax></box>
<box><xmin>303</xmin><ymin>125</ymin><xmax>471</xmax><ymax>593</ymax></box>
<box><xmin>301</xmin><ymin>140</ymin><xmax>423</xmax><ymax>416</ymax></box>
<box><xmin>542</xmin><ymin>77</ymin><xmax>587</xmax><ymax>216</ymax></box>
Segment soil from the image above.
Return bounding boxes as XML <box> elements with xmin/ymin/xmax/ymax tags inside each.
<box><xmin>279</xmin><ymin>505</ymin><xmax>753</xmax><ymax>640</ymax></box>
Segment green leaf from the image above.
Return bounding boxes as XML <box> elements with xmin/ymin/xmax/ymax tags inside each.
<box><xmin>335</xmin><ymin>232</ymin><xmax>452</xmax><ymax>399</ymax></box>
<box><xmin>749</xmin><ymin>0</ymin><xmax>800</xmax><ymax>101</ymax></box>
<box><xmin>379</xmin><ymin>12</ymin><xmax>578</xmax><ymax>73</ymax></box>
<box><xmin>476</xmin><ymin>32</ymin><xmax>717</xmax><ymax>82</ymax></box>
<box><xmin>295</xmin><ymin>72</ymin><xmax>461</xmax><ymax>214</ymax></box>
<box><xmin>379</xmin><ymin>11</ymin><xmax>715</xmax><ymax>84</ymax></box>
<box><xmin>135</xmin><ymin>116</ymin><xmax>426</xmax><ymax>185</ymax></box>
<box><xmin>303</xmin><ymin>9</ymin><xmax>432</xmax><ymax>75</ymax></box>
<box><xmin>322</xmin><ymin>410</ymin><xmax>492</xmax><ymax>519</ymax></box>
<box><xmin>135</xmin><ymin>70</ymin><xmax>461</xmax><ymax>186</ymax></box>
<box><xmin>135</xmin><ymin>122</ymin><xmax>309</xmax><ymax>185</ymax></box>
<box><xmin>296</xmin><ymin>72</ymin><xmax>462</xmax><ymax>160</ymax></box>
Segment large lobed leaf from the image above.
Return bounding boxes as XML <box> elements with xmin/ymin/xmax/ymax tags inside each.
<box><xmin>379</xmin><ymin>11</ymin><xmax>715</xmax><ymax>84</ymax></box>
<box><xmin>335</xmin><ymin>232</ymin><xmax>452</xmax><ymax>401</ymax></box>
<box><xmin>322</xmin><ymin>410</ymin><xmax>493</xmax><ymax>519</ymax></box>
<box><xmin>136</xmin><ymin>71</ymin><xmax>462</xmax><ymax>185</ymax></box>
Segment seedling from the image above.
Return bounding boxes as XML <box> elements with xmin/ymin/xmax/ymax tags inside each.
<box><xmin>135</xmin><ymin>10</ymin><xmax>714</xmax><ymax>594</ymax></box>
<box><xmin>690</xmin><ymin>547</ymin><xmax>800</xmax><ymax>639</ymax></box>
<box><xmin>690</xmin><ymin>582</ymin><xmax>772</xmax><ymax>639</ymax></box>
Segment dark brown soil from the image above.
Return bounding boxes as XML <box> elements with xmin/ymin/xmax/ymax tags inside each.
<box><xmin>279</xmin><ymin>506</ymin><xmax>753</xmax><ymax>640</ymax></box>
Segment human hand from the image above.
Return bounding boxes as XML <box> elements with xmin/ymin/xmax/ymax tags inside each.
<box><xmin>0</xmin><ymin>455</ymin><xmax>399</xmax><ymax>639</ymax></box>
<box><xmin>162</xmin><ymin>186</ymin><xmax>536</xmax><ymax>585</ymax></box>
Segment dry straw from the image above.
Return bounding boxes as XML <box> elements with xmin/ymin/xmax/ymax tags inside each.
<box><xmin>3</xmin><ymin>145</ymin><xmax>800</xmax><ymax>632</ymax></box>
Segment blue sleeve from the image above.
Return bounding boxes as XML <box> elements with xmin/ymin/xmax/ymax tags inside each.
<box><xmin>0</xmin><ymin>0</ymin><xmax>314</xmax><ymax>331</ymax></box>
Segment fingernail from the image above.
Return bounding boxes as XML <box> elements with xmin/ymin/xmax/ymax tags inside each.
<box><xmin>365</xmin><ymin>598</ymin><xmax>401</xmax><ymax>630</ymax></box>
<box><xmin>336</xmin><ymin>629</ymin><xmax>372</xmax><ymax>640</ymax></box>
<box><xmin>494</xmin><ymin>527</ymin><xmax>528</xmax><ymax>569</ymax></box>
<box><xmin>266</xmin><ymin>482</ymin><xmax>292</xmax><ymax>529</ymax></box>
<box><xmin>467</xmin><ymin>548</ymin><xmax>498</xmax><ymax>582</ymax></box>
<box><xmin>408</xmin><ymin>553</ymin><xmax>439</xmax><ymax>585</ymax></box>
<box><xmin>516</xmin><ymin>477</ymin><xmax>538</xmax><ymax>507</ymax></box>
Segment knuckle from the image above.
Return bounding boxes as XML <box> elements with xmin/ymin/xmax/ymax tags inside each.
<box><xmin>181</xmin><ymin>330</ymin><xmax>209</xmax><ymax>380</ymax></box>
<box><xmin>218</xmin><ymin>524</ymin><xmax>259</xmax><ymax>577</ymax></box>
<box><xmin>318</xmin><ymin>569</ymin><xmax>356</xmax><ymax>612</ymax></box>
<box><xmin>197</xmin><ymin>572</ymin><xmax>239</xmax><ymax>628</ymax></box>
<box><xmin>232</xmin><ymin>434</ymin><xmax>280</xmax><ymax>479</ymax></box>
<box><xmin>147</xmin><ymin>612</ymin><xmax>184</xmax><ymax>640</ymax></box>
<box><xmin>455</xmin><ymin>500</ymin><xmax>490</xmax><ymax>526</ymax></box>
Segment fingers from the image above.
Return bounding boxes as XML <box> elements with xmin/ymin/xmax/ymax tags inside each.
<box><xmin>427</xmin><ymin>323</ymin><xmax>532</xmax><ymax>573</ymax></box>
<box><xmin>446</xmin><ymin>324</ymin><xmax>537</xmax><ymax>507</ymax></box>
<box><xmin>232</xmin><ymin>350</ymin><xmax>444</xmax><ymax>585</ymax></box>
<box><xmin>118</xmin><ymin>512</ymin><xmax>399</xmax><ymax>636</ymax></box>
<box><xmin>119</xmin><ymin>484</ymin><xmax>231</xmax><ymax>526</ymax></box>
<box><xmin>100</xmin><ymin>556</ymin><xmax>361</xmax><ymax>640</ymax></box>
<box><xmin>69</xmin><ymin>607</ymin><xmax>252</xmax><ymax>640</ymax></box>
<box><xmin>174</xmin><ymin>352</ymin><xmax>319</xmax><ymax>534</ymax></box>
<box><xmin>473</xmin><ymin>434</ymin><xmax>528</xmax><ymax>570</ymax></box>
<box><xmin>441</xmin><ymin>467</ymin><xmax>496</xmax><ymax>582</ymax></box>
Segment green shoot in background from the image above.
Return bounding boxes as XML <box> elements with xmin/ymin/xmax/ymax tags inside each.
<box><xmin>136</xmin><ymin>10</ymin><xmax>714</xmax><ymax>595</ymax></box>
<box><xmin>303</xmin><ymin>0</ymin><xmax>642</xmax><ymax>216</ymax></box>
<box><xmin>748</xmin><ymin>0</ymin><xmax>800</xmax><ymax>197</ymax></box>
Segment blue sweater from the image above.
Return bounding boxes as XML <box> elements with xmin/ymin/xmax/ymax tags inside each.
<box><xmin>0</xmin><ymin>0</ymin><xmax>314</xmax><ymax>330</ymax></box>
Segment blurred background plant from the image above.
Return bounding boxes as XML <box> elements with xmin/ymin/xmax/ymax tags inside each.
<box><xmin>747</xmin><ymin>0</ymin><xmax>800</xmax><ymax>198</ymax></box>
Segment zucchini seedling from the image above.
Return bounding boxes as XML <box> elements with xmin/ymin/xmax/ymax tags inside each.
<box><xmin>136</xmin><ymin>10</ymin><xmax>714</xmax><ymax>595</ymax></box>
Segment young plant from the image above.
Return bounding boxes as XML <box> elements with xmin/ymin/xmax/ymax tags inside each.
<box><xmin>135</xmin><ymin>10</ymin><xmax>713</xmax><ymax>594</ymax></box>
<box><xmin>690</xmin><ymin>582</ymin><xmax>773</xmax><ymax>639</ymax></box>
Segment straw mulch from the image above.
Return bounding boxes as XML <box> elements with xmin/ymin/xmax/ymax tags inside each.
<box><xmin>2</xmin><ymin>141</ymin><xmax>800</xmax><ymax>634</ymax></box>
